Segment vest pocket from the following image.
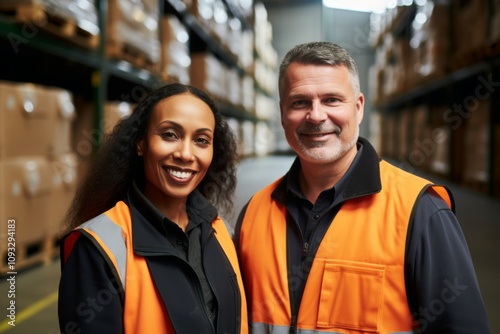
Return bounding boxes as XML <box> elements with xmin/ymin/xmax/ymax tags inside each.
<box><xmin>317</xmin><ymin>260</ymin><xmax>385</xmax><ymax>332</ymax></box>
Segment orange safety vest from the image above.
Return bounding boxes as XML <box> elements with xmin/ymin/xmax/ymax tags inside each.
<box><xmin>239</xmin><ymin>160</ymin><xmax>452</xmax><ymax>334</ymax></box>
<box><xmin>63</xmin><ymin>201</ymin><xmax>248</xmax><ymax>334</ymax></box>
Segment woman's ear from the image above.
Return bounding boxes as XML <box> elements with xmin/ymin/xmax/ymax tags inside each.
<box><xmin>137</xmin><ymin>140</ymin><xmax>144</xmax><ymax>156</ymax></box>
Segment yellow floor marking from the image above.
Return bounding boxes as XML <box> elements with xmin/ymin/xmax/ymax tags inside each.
<box><xmin>0</xmin><ymin>291</ymin><xmax>58</xmax><ymax>332</ymax></box>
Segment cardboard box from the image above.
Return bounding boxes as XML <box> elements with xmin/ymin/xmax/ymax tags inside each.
<box><xmin>103</xmin><ymin>101</ymin><xmax>133</xmax><ymax>135</ymax></box>
<box><xmin>428</xmin><ymin>105</ymin><xmax>451</xmax><ymax>176</ymax></box>
<box><xmin>453</xmin><ymin>0</ymin><xmax>487</xmax><ymax>58</ymax></box>
<box><xmin>381</xmin><ymin>113</ymin><xmax>396</xmax><ymax>158</ymax></box>
<box><xmin>190</xmin><ymin>53</ymin><xmax>226</xmax><ymax>100</ymax></box>
<box><xmin>47</xmin><ymin>152</ymin><xmax>78</xmax><ymax>236</ymax></box>
<box><xmin>160</xmin><ymin>15</ymin><xmax>190</xmax><ymax>84</ymax></box>
<box><xmin>0</xmin><ymin>81</ymin><xmax>75</xmax><ymax>158</ymax></box>
<box><xmin>463</xmin><ymin>100</ymin><xmax>490</xmax><ymax>183</ymax></box>
<box><xmin>412</xmin><ymin>1</ymin><xmax>450</xmax><ymax>81</ymax></box>
<box><xmin>226</xmin><ymin>117</ymin><xmax>243</xmax><ymax>156</ymax></box>
<box><xmin>0</xmin><ymin>156</ymin><xmax>52</xmax><ymax>246</ymax></box>
<box><xmin>398</xmin><ymin>108</ymin><xmax>412</xmax><ymax>159</ymax></box>
<box><xmin>411</xmin><ymin>105</ymin><xmax>432</xmax><ymax>171</ymax></box>
<box><xmin>107</xmin><ymin>0</ymin><xmax>160</xmax><ymax>65</ymax></box>
<box><xmin>47</xmin><ymin>86</ymin><xmax>77</xmax><ymax>157</ymax></box>
<box><xmin>241</xmin><ymin>75</ymin><xmax>255</xmax><ymax>113</ymax></box>
<box><xmin>241</xmin><ymin>120</ymin><xmax>255</xmax><ymax>156</ymax></box>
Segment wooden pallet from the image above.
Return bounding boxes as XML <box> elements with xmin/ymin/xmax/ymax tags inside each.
<box><xmin>0</xmin><ymin>234</ymin><xmax>60</xmax><ymax>276</ymax></box>
<box><xmin>0</xmin><ymin>2</ymin><xmax>98</xmax><ymax>49</ymax></box>
<box><xmin>106</xmin><ymin>39</ymin><xmax>158</xmax><ymax>73</ymax></box>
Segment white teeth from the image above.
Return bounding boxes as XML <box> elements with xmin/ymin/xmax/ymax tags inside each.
<box><xmin>166</xmin><ymin>168</ymin><xmax>192</xmax><ymax>179</ymax></box>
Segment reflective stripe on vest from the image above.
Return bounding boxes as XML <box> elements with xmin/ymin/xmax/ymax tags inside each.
<box><xmin>240</xmin><ymin>160</ymin><xmax>452</xmax><ymax>333</ymax></box>
<box><xmin>77</xmin><ymin>213</ymin><xmax>127</xmax><ymax>289</ymax></box>
<box><xmin>251</xmin><ymin>323</ymin><xmax>420</xmax><ymax>334</ymax></box>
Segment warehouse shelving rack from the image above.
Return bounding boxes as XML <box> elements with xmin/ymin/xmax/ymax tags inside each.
<box><xmin>0</xmin><ymin>0</ymin><xmax>262</xmax><ymax>153</ymax></box>
<box><xmin>372</xmin><ymin>2</ymin><xmax>500</xmax><ymax>198</ymax></box>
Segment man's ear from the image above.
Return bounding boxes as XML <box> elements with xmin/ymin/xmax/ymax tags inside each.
<box><xmin>356</xmin><ymin>93</ymin><xmax>365</xmax><ymax>125</ymax></box>
<box><xmin>279</xmin><ymin>101</ymin><xmax>286</xmax><ymax>127</ymax></box>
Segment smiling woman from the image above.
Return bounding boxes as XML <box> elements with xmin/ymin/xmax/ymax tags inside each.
<box><xmin>137</xmin><ymin>94</ymin><xmax>216</xmax><ymax>230</ymax></box>
<box><xmin>57</xmin><ymin>83</ymin><xmax>248</xmax><ymax>334</ymax></box>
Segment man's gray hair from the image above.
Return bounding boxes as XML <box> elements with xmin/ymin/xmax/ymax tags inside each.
<box><xmin>278</xmin><ymin>41</ymin><xmax>361</xmax><ymax>98</ymax></box>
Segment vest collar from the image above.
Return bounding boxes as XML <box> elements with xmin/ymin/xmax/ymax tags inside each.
<box><xmin>272</xmin><ymin>137</ymin><xmax>382</xmax><ymax>204</ymax></box>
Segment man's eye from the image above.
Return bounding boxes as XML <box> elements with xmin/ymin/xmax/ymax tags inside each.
<box><xmin>325</xmin><ymin>97</ymin><xmax>339</xmax><ymax>103</ymax></box>
<box><xmin>292</xmin><ymin>100</ymin><xmax>307</xmax><ymax>107</ymax></box>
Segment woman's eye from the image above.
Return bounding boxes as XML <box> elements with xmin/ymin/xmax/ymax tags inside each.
<box><xmin>160</xmin><ymin>131</ymin><xmax>178</xmax><ymax>140</ymax></box>
<box><xmin>195</xmin><ymin>137</ymin><xmax>211</xmax><ymax>145</ymax></box>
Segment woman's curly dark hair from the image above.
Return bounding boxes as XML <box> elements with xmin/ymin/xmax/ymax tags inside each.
<box><xmin>64</xmin><ymin>83</ymin><xmax>239</xmax><ymax>230</ymax></box>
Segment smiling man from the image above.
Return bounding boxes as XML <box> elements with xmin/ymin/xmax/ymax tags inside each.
<box><xmin>234</xmin><ymin>42</ymin><xmax>490</xmax><ymax>334</ymax></box>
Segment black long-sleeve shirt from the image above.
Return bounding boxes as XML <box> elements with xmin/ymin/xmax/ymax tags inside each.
<box><xmin>234</xmin><ymin>138</ymin><xmax>490</xmax><ymax>333</ymax></box>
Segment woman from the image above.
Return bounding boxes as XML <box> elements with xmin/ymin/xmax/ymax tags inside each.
<box><xmin>58</xmin><ymin>83</ymin><xmax>247</xmax><ymax>333</ymax></box>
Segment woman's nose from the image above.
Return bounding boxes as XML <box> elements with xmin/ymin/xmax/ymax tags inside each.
<box><xmin>173</xmin><ymin>141</ymin><xmax>194</xmax><ymax>161</ymax></box>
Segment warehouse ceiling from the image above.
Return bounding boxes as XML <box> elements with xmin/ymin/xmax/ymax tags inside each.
<box><xmin>260</xmin><ymin>0</ymin><xmax>321</xmax><ymax>7</ymax></box>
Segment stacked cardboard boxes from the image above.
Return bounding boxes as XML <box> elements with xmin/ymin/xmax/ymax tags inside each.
<box><xmin>254</xmin><ymin>121</ymin><xmax>275</xmax><ymax>156</ymax></box>
<box><xmin>411</xmin><ymin>0</ymin><xmax>450</xmax><ymax>83</ymax></box>
<box><xmin>253</xmin><ymin>2</ymin><xmax>277</xmax><ymax>96</ymax></box>
<box><xmin>241</xmin><ymin>120</ymin><xmax>255</xmax><ymax>156</ymax></box>
<box><xmin>226</xmin><ymin>117</ymin><xmax>243</xmax><ymax>156</ymax></box>
<box><xmin>241</xmin><ymin>75</ymin><xmax>255</xmax><ymax>114</ymax></box>
<box><xmin>453</xmin><ymin>0</ymin><xmax>488</xmax><ymax>62</ymax></box>
<box><xmin>0</xmin><ymin>0</ymin><xmax>99</xmax><ymax>49</ymax></box>
<box><xmin>160</xmin><ymin>15</ymin><xmax>191</xmax><ymax>84</ymax></box>
<box><xmin>0</xmin><ymin>81</ymin><xmax>77</xmax><ymax>269</ymax></box>
<box><xmin>71</xmin><ymin>100</ymin><xmax>134</xmax><ymax>185</ymax></box>
<box><xmin>462</xmin><ymin>100</ymin><xmax>490</xmax><ymax>190</ymax></box>
<box><xmin>107</xmin><ymin>0</ymin><xmax>160</xmax><ymax>69</ymax></box>
<box><xmin>187</xmin><ymin>0</ymin><xmax>254</xmax><ymax>67</ymax></box>
<box><xmin>369</xmin><ymin>1</ymin><xmax>500</xmax><ymax>198</ymax></box>
<box><xmin>411</xmin><ymin>105</ymin><xmax>433</xmax><ymax>172</ymax></box>
<box><xmin>427</xmin><ymin>105</ymin><xmax>452</xmax><ymax>177</ymax></box>
<box><xmin>190</xmin><ymin>52</ymin><xmax>228</xmax><ymax>102</ymax></box>
<box><xmin>103</xmin><ymin>101</ymin><xmax>134</xmax><ymax>136</ymax></box>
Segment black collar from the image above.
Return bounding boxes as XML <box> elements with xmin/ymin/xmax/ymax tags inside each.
<box><xmin>127</xmin><ymin>181</ymin><xmax>218</xmax><ymax>254</ymax></box>
<box><xmin>272</xmin><ymin>137</ymin><xmax>382</xmax><ymax>204</ymax></box>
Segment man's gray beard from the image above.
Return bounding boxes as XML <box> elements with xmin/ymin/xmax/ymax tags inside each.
<box><xmin>298</xmin><ymin>127</ymin><xmax>359</xmax><ymax>162</ymax></box>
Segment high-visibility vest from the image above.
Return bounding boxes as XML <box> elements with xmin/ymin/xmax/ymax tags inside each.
<box><xmin>63</xmin><ymin>200</ymin><xmax>248</xmax><ymax>334</ymax></box>
<box><xmin>239</xmin><ymin>160</ymin><xmax>452</xmax><ymax>334</ymax></box>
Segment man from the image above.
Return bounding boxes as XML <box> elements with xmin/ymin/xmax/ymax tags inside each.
<box><xmin>234</xmin><ymin>42</ymin><xmax>490</xmax><ymax>333</ymax></box>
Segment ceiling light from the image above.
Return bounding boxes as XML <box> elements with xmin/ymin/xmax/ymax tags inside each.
<box><xmin>322</xmin><ymin>0</ymin><xmax>389</xmax><ymax>13</ymax></box>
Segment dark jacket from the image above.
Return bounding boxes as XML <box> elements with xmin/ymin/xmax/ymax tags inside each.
<box><xmin>59</xmin><ymin>184</ymin><xmax>245</xmax><ymax>334</ymax></box>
